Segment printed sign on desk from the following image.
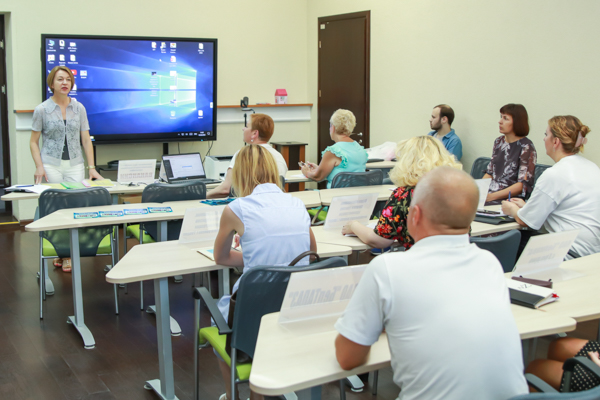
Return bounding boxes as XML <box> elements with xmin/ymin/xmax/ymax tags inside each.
<box><xmin>324</xmin><ymin>192</ymin><xmax>379</xmax><ymax>230</ymax></box>
<box><xmin>179</xmin><ymin>206</ymin><xmax>225</xmax><ymax>244</ymax></box>
<box><xmin>117</xmin><ymin>159</ymin><xmax>156</xmax><ymax>184</ymax></box>
<box><xmin>512</xmin><ymin>229</ymin><xmax>582</xmax><ymax>282</ymax></box>
<box><xmin>279</xmin><ymin>264</ymin><xmax>367</xmax><ymax>326</ymax></box>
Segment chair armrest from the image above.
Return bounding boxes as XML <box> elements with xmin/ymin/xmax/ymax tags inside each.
<box><xmin>562</xmin><ymin>356</ymin><xmax>600</xmax><ymax>392</ymax></box>
<box><xmin>567</xmin><ymin>249</ymin><xmax>581</xmax><ymax>259</ymax></box>
<box><xmin>524</xmin><ymin>373</ymin><xmax>559</xmax><ymax>393</ymax></box>
<box><xmin>193</xmin><ymin>287</ymin><xmax>232</xmax><ymax>335</ymax></box>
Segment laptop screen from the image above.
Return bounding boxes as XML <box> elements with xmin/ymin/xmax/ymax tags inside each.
<box><xmin>162</xmin><ymin>153</ymin><xmax>206</xmax><ymax>181</ymax></box>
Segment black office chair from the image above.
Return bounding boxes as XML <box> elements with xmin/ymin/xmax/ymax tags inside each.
<box><xmin>470</xmin><ymin>156</ymin><xmax>491</xmax><ymax>179</ymax></box>
<box><xmin>330</xmin><ymin>170</ymin><xmax>384</xmax><ymax>188</ymax></box>
<box><xmin>310</xmin><ymin>170</ymin><xmax>384</xmax><ymax>224</ymax></box>
<box><xmin>38</xmin><ymin>188</ymin><xmax>118</xmax><ymax>318</ymax></box>
<box><xmin>470</xmin><ymin>230</ymin><xmax>521</xmax><ymax>273</ymax></box>
<box><xmin>533</xmin><ymin>163</ymin><xmax>552</xmax><ymax>188</ymax></box>
<box><xmin>125</xmin><ymin>181</ymin><xmax>207</xmax><ymax>309</ymax></box>
<box><xmin>510</xmin><ymin>357</ymin><xmax>600</xmax><ymax>399</ymax></box>
<box><xmin>193</xmin><ymin>256</ymin><xmax>348</xmax><ymax>400</ymax></box>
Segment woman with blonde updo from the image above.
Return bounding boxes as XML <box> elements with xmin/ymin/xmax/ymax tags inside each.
<box><xmin>502</xmin><ymin>116</ymin><xmax>600</xmax><ymax>258</ymax></box>
<box><xmin>342</xmin><ymin>136</ymin><xmax>462</xmax><ymax>250</ymax></box>
<box><xmin>301</xmin><ymin>109</ymin><xmax>368</xmax><ymax>188</ymax></box>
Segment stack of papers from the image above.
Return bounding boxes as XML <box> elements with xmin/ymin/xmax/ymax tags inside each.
<box><xmin>82</xmin><ymin>179</ymin><xmax>115</xmax><ymax>188</ymax></box>
<box><xmin>5</xmin><ymin>185</ymin><xmax>52</xmax><ymax>194</ymax></box>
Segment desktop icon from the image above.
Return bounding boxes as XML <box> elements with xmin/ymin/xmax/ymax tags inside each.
<box><xmin>151</xmin><ymin>42</ymin><xmax>157</xmax><ymax>48</ymax></box>
<box><xmin>48</xmin><ymin>54</ymin><xmax>55</xmax><ymax>61</ymax></box>
<box><xmin>170</xmin><ymin>56</ymin><xmax>176</xmax><ymax>62</ymax></box>
<box><xmin>72</xmin><ymin>84</ymin><xmax>77</xmax><ymax>91</ymax></box>
<box><xmin>48</xmin><ymin>40</ymin><xmax>55</xmax><ymax>46</ymax></box>
<box><xmin>71</xmin><ymin>69</ymin><xmax>77</xmax><ymax>75</ymax></box>
<box><xmin>170</xmin><ymin>43</ymin><xmax>176</xmax><ymax>48</ymax></box>
<box><xmin>59</xmin><ymin>40</ymin><xmax>65</xmax><ymax>47</ymax></box>
<box><xmin>70</xmin><ymin>55</ymin><xmax>76</xmax><ymax>62</ymax></box>
<box><xmin>160</xmin><ymin>42</ymin><xmax>166</xmax><ymax>49</ymax></box>
<box><xmin>59</xmin><ymin>55</ymin><xmax>65</xmax><ymax>61</ymax></box>
<box><xmin>199</xmin><ymin>43</ymin><xmax>203</xmax><ymax>50</ymax></box>
<box><xmin>151</xmin><ymin>71</ymin><xmax>157</xmax><ymax>76</ymax></box>
<box><xmin>70</xmin><ymin>42</ymin><xmax>76</xmax><ymax>47</ymax></box>
<box><xmin>198</xmin><ymin>110</ymin><xmax>203</xmax><ymax>117</ymax></box>
<box><xmin>80</xmin><ymin>70</ymin><xmax>87</xmax><ymax>77</ymax></box>
<box><xmin>171</xmin><ymin>111</ymin><xmax>176</xmax><ymax>117</ymax></box>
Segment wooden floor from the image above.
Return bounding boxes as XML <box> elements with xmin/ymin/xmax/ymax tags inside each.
<box><xmin>0</xmin><ymin>225</ymin><xmax>598</xmax><ymax>400</ymax></box>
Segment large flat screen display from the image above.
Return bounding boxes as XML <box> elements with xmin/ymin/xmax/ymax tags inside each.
<box><xmin>41</xmin><ymin>34</ymin><xmax>217</xmax><ymax>144</ymax></box>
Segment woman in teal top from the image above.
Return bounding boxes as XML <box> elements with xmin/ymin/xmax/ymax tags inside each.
<box><xmin>301</xmin><ymin>109</ymin><xmax>368</xmax><ymax>188</ymax></box>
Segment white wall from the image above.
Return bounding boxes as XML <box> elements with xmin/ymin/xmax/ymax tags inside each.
<box><xmin>306</xmin><ymin>0</ymin><xmax>600</xmax><ymax>171</ymax></box>
<box><xmin>2</xmin><ymin>0</ymin><xmax>310</xmax><ymax>219</ymax></box>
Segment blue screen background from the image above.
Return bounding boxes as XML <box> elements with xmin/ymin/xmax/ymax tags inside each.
<box><xmin>44</xmin><ymin>37</ymin><xmax>216</xmax><ymax>140</ymax></box>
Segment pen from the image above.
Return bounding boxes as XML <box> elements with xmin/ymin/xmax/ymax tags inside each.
<box><xmin>508</xmin><ymin>191</ymin><xmax>511</xmax><ymax>201</ymax></box>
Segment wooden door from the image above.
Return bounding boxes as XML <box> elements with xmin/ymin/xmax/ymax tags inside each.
<box><xmin>318</xmin><ymin>11</ymin><xmax>370</xmax><ymax>164</ymax></box>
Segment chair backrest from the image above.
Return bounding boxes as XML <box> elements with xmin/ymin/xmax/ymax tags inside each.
<box><xmin>470</xmin><ymin>156</ymin><xmax>491</xmax><ymax>179</ymax></box>
<box><xmin>231</xmin><ymin>256</ymin><xmax>348</xmax><ymax>358</ymax></box>
<box><xmin>141</xmin><ymin>181</ymin><xmax>207</xmax><ymax>241</ymax></box>
<box><xmin>38</xmin><ymin>188</ymin><xmax>112</xmax><ymax>258</ymax></box>
<box><xmin>470</xmin><ymin>230</ymin><xmax>521</xmax><ymax>273</ymax></box>
<box><xmin>509</xmin><ymin>386</ymin><xmax>600</xmax><ymax>399</ymax></box>
<box><xmin>534</xmin><ymin>163</ymin><xmax>551</xmax><ymax>187</ymax></box>
<box><xmin>331</xmin><ymin>170</ymin><xmax>383</xmax><ymax>188</ymax></box>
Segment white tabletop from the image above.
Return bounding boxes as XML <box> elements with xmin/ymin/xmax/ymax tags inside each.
<box><xmin>285</xmin><ymin>170</ymin><xmax>311</xmax><ymax>183</ymax></box>
<box><xmin>366</xmin><ymin>160</ymin><xmax>396</xmax><ymax>169</ymax></box>
<box><xmin>249</xmin><ymin>309</ymin><xmax>575</xmax><ymax>396</ymax></box>
<box><xmin>518</xmin><ymin>252</ymin><xmax>600</xmax><ymax>323</ymax></box>
<box><xmin>311</xmin><ymin>226</ymin><xmax>372</xmax><ymax>251</ymax></box>
<box><xmin>1</xmin><ymin>181</ymin><xmax>221</xmax><ymax>202</ymax></box>
<box><xmin>319</xmin><ymin>185</ymin><xmax>396</xmax><ymax>206</ymax></box>
<box><xmin>106</xmin><ymin>240</ymin><xmax>353</xmax><ymax>283</ymax></box>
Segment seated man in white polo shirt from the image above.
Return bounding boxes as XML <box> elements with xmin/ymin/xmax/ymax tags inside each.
<box><xmin>334</xmin><ymin>166</ymin><xmax>527</xmax><ymax>400</ymax></box>
<box><xmin>207</xmin><ymin>113</ymin><xmax>288</xmax><ymax>198</ymax></box>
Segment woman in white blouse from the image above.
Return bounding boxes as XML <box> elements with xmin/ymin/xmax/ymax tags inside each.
<box><xmin>502</xmin><ymin>115</ymin><xmax>600</xmax><ymax>258</ymax></box>
<box><xmin>30</xmin><ymin>66</ymin><xmax>103</xmax><ymax>272</ymax></box>
<box><xmin>212</xmin><ymin>144</ymin><xmax>316</xmax><ymax>400</ymax></box>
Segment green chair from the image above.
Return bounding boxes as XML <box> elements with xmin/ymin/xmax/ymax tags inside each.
<box><xmin>193</xmin><ymin>256</ymin><xmax>348</xmax><ymax>400</ymax></box>
<box><xmin>38</xmin><ymin>188</ymin><xmax>118</xmax><ymax>319</ymax></box>
<box><xmin>123</xmin><ymin>181</ymin><xmax>207</xmax><ymax>310</ymax></box>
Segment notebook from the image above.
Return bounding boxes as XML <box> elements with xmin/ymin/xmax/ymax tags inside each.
<box><xmin>161</xmin><ymin>153</ymin><xmax>221</xmax><ymax>184</ymax></box>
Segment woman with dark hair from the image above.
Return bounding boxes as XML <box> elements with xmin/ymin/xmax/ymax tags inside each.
<box><xmin>483</xmin><ymin>104</ymin><xmax>537</xmax><ymax>205</ymax></box>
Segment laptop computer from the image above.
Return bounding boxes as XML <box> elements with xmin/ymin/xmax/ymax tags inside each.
<box><xmin>161</xmin><ymin>153</ymin><xmax>221</xmax><ymax>184</ymax></box>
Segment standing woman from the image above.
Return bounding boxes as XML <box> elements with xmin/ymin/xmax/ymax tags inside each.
<box><xmin>483</xmin><ymin>104</ymin><xmax>537</xmax><ymax>205</ymax></box>
<box><xmin>301</xmin><ymin>109</ymin><xmax>368</xmax><ymax>188</ymax></box>
<box><xmin>30</xmin><ymin>66</ymin><xmax>103</xmax><ymax>272</ymax></box>
<box><xmin>502</xmin><ymin>116</ymin><xmax>600</xmax><ymax>258</ymax></box>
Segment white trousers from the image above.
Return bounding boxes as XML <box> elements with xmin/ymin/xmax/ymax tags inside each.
<box><xmin>44</xmin><ymin>160</ymin><xmax>85</xmax><ymax>183</ymax></box>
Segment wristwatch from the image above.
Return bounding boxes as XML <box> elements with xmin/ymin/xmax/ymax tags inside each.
<box><xmin>86</xmin><ymin>165</ymin><xmax>95</xmax><ymax>170</ymax></box>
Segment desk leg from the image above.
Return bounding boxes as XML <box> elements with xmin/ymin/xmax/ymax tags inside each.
<box><xmin>67</xmin><ymin>228</ymin><xmax>95</xmax><ymax>349</ymax></box>
<box><xmin>145</xmin><ymin>277</ymin><xmax>179</xmax><ymax>400</ymax></box>
<box><xmin>44</xmin><ymin>262</ymin><xmax>55</xmax><ymax>295</ymax></box>
<box><xmin>297</xmin><ymin>386</ymin><xmax>321</xmax><ymax>400</ymax></box>
<box><xmin>147</xmin><ymin>220</ymin><xmax>182</xmax><ymax>336</ymax></box>
<box><xmin>218</xmin><ymin>269</ymin><xmax>230</xmax><ymax>298</ymax></box>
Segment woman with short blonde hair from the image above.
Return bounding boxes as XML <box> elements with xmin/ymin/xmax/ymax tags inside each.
<box><xmin>301</xmin><ymin>109</ymin><xmax>368</xmax><ymax>188</ymax></box>
<box><xmin>343</xmin><ymin>136</ymin><xmax>462</xmax><ymax>250</ymax></box>
<box><xmin>213</xmin><ymin>144</ymin><xmax>316</xmax><ymax>400</ymax></box>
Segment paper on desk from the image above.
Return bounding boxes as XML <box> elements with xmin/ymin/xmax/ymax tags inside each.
<box><xmin>324</xmin><ymin>192</ymin><xmax>379</xmax><ymax>230</ymax></box>
<box><xmin>6</xmin><ymin>184</ymin><xmax>51</xmax><ymax>194</ymax></box>
<box><xmin>512</xmin><ymin>229</ymin><xmax>583</xmax><ymax>282</ymax></box>
<box><xmin>292</xmin><ymin>174</ymin><xmax>307</xmax><ymax>178</ymax></box>
<box><xmin>344</xmin><ymin>220</ymin><xmax>378</xmax><ymax>236</ymax></box>
<box><xmin>179</xmin><ymin>206</ymin><xmax>225</xmax><ymax>244</ymax></box>
<box><xmin>279</xmin><ymin>264</ymin><xmax>367</xmax><ymax>327</ymax></box>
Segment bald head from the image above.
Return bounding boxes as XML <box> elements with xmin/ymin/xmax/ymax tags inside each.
<box><xmin>411</xmin><ymin>166</ymin><xmax>479</xmax><ymax>230</ymax></box>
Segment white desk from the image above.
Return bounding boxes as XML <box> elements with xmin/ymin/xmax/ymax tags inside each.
<box><xmin>285</xmin><ymin>170</ymin><xmax>311</xmax><ymax>183</ymax></box>
<box><xmin>250</xmin><ymin>310</ymin><xmax>575</xmax><ymax>399</ymax></box>
<box><xmin>106</xmin><ymin>239</ymin><xmax>353</xmax><ymax>400</ymax></box>
<box><xmin>1</xmin><ymin>181</ymin><xmax>221</xmax><ymax>204</ymax></box>
<box><xmin>366</xmin><ymin>160</ymin><xmax>396</xmax><ymax>169</ymax></box>
<box><xmin>318</xmin><ymin>185</ymin><xmax>396</xmax><ymax>206</ymax></box>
